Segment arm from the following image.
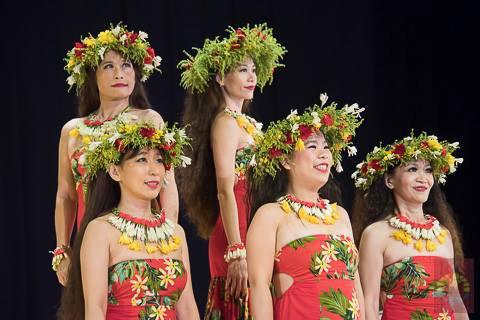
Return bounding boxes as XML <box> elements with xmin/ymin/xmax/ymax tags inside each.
<box><xmin>358</xmin><ymin>224</ymin><xmax>384</xmax><ymax>320</ymax></box>
<box><xmin>211</xmin><ymin>115</ymin><xmax>247</xmax><ymax>298</ymax></box>
<box><xmin>175</xmin><ymin>226</ymin><xmax>200</xmax><ymax>320</ymax></box>
<box><xmin>54</xmin><ymin>121</ymin><xmax>78</xmax><ymax>285</ymax></box>
<box><xmin>81</xmin><ymin>220</ymin><xmax>110</xmax><ymax>320</ymax></box>
<box><xmin>246</xmin><ymin>205</ymin><xmax>279</xmax><ymax>320</ymax></box>
<box><xmin>340</xmin><ymin>207</ymin><xmax>366</xmax><ymax>320</ymax></box>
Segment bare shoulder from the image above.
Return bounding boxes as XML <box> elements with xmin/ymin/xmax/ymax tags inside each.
<box><xmin>134</xmin><ymin>108</ymin><xmax>164</xmax><ymax>127</ymax></box>
<box><xmin>361</xmin><ymin>220</ymin><xmax>390</xmax><ymax>240</ymax></box>
<box><xmin>335</xmin><ymin>204</ymin><xmax>351</xmax><ymax>222</ymax></box>
<box><xmin>174</xmin><ymin>223</ymin><xmax>186</xmax><ymax>239</ymax></box>
<box><xmin>84</xmin><ymin>216</ymin><xmax>113</xmax><ymax>239</ymax></box>
<box><xmin>61</xmin><ymin>118</ymin><xmax>82</xmax><ymax>135</ymax></box>
<box><xmin>251</xmin><ymin>202</ymin><xmax>284</xmax><ymax>225</ymax></box>
<box><xmin>212</xmin><ymin>110</ymin><xmax>237</xmax><ymax>129</ymax></box>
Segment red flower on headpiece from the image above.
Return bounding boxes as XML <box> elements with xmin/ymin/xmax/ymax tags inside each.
<box><xmin>420</xmin><ymin>141</ymin><xmax>429</xmax><ymax>148</ymax></box>
<box><xmin>441</xmin><ymin>148</ymin><xmax>447</xmax><ymax>157</ymax></box>
<box><xmin>284</xmin><ymin>132</ymin><xmax>293</xmax><ymax>145</ymax></box>
<box><xmin>144</xmin><ymin>47</ymin><xmax>155</xmax><ymax>64</ymax></box>
<box><xmin>164</xmin><ymin>163</ymin><xmax>172</xmax><ymax>171</ymax></box>
<box><xmin>163</xmin><ymin>142</ymin><xmax>176</xmax><ymax>151</ymax></box>
<box><xmin>230</xmin><ymin>42</ymin><xmax>241</xmax><ymax>50</ymax></box>
<box><xmin>321</xmin><ymin>114</ymin><xmax>334</xmax><ymax>126</ymax></box>
<box><xmin>268</xmin><ymin>147</ymin><xmax>282</xmax><ymax>158</ymax></box>
<box><xmin>360</xmin><ymin>163</ymin><xmax>368</xmax><ymax>174</ymax></box>
<box><xmin>236</xmin><ymin>28</ymin><xmax>246</xmax><ymax>40</ymax></box>
<box><xmin>298</xmin><ymin>124</ymin><xmax>313</xmax><ymax>140</ymax></box>
<box><xmin>392</xmin><ymin>144</ymin><xmax>406</xmax><ymax>157</ymax></box>
<box><xmin>114</xmin><ymin>139</ymin><xmax>125</xmax><ymax>152</ymax></box>
<box><xmin>140</xmin><ymin>127</ymin><xmax>156</xmax><ymax>138</ymax></box>
<box><xmin>368</xmin><ymin>159</ymin><xmax>383</xmax><ymax>171</ymax></box>
<box><xmin>126</xmin><ymin>32</ymin><xmax>138</xmax><ymax>45</ymax></box>
<box><xmin>442</xmin><ymin>166</ymin><xmax>449</xmax><ymax>173</ymax></box>
<box><xmin>74</xmin><ymin>42</ymin><xmax>86</xmax><ymax>58</ymax></box>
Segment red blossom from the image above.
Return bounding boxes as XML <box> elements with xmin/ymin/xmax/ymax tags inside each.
<box><xmin>442</xmin><ymin>166</ymin><xmax>450</xmax><ymax>173</ymax></box>
<box><xmin>298</xmin><ymin>124</ymin><xmax>313</xmax><ymax>140</ymax></box>
<box><xmin>114</xmin><ymin>139</ymin><xmax>125</xmax><ymax>152</ymax></box>
<box><xmin>368</xmin><ymin>159</ymin><xmax>383</xmax><ymax>171</ymax></box>
<box><xmin>74</xmin><ymin>42</ymin><xmax>86</xmax><ymax>58</ymax></box>
<box><xmin>144</xmin><ymin>47</ymin><xmax>155</xmax><ymax>64</ymax></box>
<box><xmin>140</xmin><ymin>127</ymin><xmax>156</xmax><ymax>138</ymax></box>
<box><xmin>284</xmin><ymin>132</ymin><xmax>293</xmax><ymax>145</ymax></box>
<box><xmin>392</xmin><ymin>144</ymin><xmax>406</xmax><ymax>157</ymax></box>
<box><xmin>360</xmin><ymin>163</ymin><xmax>368</xmax><ymax>174</ymax></box>
<box><xmin>164</xmin><ymin>163</ymin><xmax>172</xmax><ymax>171</ymax></box>
<box><xmin>441</xmin><ymin>148</ymin><xmax>447</xmax><ymax>157</ymax></box>
<box><xmin>230</xmin><ymin>42</ymin><xmax>241</xmax><ymax>50</ymax></box>
<box><xmin>321</xmin><ymin>114</ymin><xmax>334</xmax><ymax>126</ymax></box>
<box><xmin>421</xmin><ymin>141</ymin><xmax>429</xmax><ymax>148</ymax></box>
<box><xmin>235</xmin><ymin>28</ymin><xmax>246</xmax><ymax>40</ymax></box>
<box><xmin>344</xmin><ymin>135</ymin><xmax>352</xmax><ymax>142</ymax></box>
<box><xmin>126</xmin><ymin>32</ymin><xmax>138</xmax><ymax>45</ymax></box>
<box><xmin>162</xmin><ymin>142</ymin><xmax>176</xmax><ymax>151</ymax></box>
<box><xmin>268</xmin><ymin>147</ymin><xmax>282</xmax><ymax>158</ymax></box>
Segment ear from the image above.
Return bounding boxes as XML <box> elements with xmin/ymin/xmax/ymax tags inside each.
<box><xmin>215</xmin><ymin>74</ymin><xmax>224</xmax><ymax>86</ymax></box>
<box><xmin>384</xmin><ymin>173</ymin><xmax>394</xmax><ymax>190</ymax></box>
<box><xmin>108</xmin><ymin>164</ymin><xmax>122</xmax><ymax>182</ymax></box>
<box><xmin>280</xmin><ymin>157</ymin><xmax>292</xmax><ymax>171</ymax></box>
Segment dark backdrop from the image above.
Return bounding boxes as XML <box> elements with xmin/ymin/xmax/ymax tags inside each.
<box><xmin>1</xmin><ymin>0</ymin><xmax>478</xmax><ymax>318</ymax></box>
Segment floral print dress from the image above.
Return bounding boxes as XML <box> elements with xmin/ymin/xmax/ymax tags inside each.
<box><xmin>273</xmin><ymin>234</ymin><xmax>360</xmax><ymax>320</ymax></box>
<box><xmin>106</xmin><ymin>258</ymin><xmax>187</xmax><ymax>319</ymax></box>
<box><xmin>381</xmin><ymin>256</ymin><xmax>455</xmax><ymax>320</ymax></box>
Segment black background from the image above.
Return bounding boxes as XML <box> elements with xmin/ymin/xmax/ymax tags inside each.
<box><xmin>1</xmin><ymin>0</ymin><xmax>478</xmax><ymax>318</ymax></box>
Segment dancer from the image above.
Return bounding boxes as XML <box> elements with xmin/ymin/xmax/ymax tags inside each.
<box><xmin>177</xmin><ymin>23</ymin><xmax>286</xmax><ymax>319</ymax></box>
<box><xmin>53</xmin><ymin>23</ymin><xmax>179</xmax><ymax>285</ymax></box>
<box><xmin>352</xmin><ymin>132</ymin><xmax>468</xmax><ymax>319</ymax></box>
<box><xmin>57</xmin><ymin>121</ymin><xmax>199</xmax><ymax>320</ymax></box>
<box><xmin>247</xmin><ymin>96</ymin><xmax>365</xmax><ymax>319</ymax></box>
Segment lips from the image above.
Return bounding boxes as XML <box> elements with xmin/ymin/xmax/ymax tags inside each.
<box><xmin>145</xmin><ymin>181</ymin><xmax>160</xmax><ymax>189</ymax></box>
<box><xmin>112</xmin><ymin>83</ymin><xmax>128</xmax><ymax>87</ymax></box>
<box><xmin>244</xmin><ymin>86</ymin><xmax>256</xmax><ymax>91</ymax></box>
<box><xmin>413</xmin><ymin>186</ymin><xmax>428</xmax><ymax>192</ymax></box>
<box><xmin>314</xmin><ymin>163</ymin><xmax>329</xmax><ymax>173</ymax></box>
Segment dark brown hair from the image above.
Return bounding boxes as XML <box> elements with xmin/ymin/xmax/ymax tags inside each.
<box><xmin>178</xmin><ymin>79</ymin><xmax>250</xmax><ymax>239</ymax></box>
<box><xmin>351</xmin><ymin>168</ymin><xmax>464</xmax><ymax>271</ymax></box>
<box><xmin>77</xmin><ymin>57</ymin><xmax>151</xmax><ymax>117</ymax></box>
<box><xmin>57</xmin><ymin>149</ymin><xmax>159</xmax><ymax>319</ymax></box>
<box><xmin>247</xmin><ymin>167</ymin><xmax>343</xmax><ymax>225</ymax></box>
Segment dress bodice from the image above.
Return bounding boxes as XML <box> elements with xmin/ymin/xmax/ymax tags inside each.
<box><xmin>107</xmin><ymin>258</ymin><xmax>187</xmax><ymax>320</ymax></box>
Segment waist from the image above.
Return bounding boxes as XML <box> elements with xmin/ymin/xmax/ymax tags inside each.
<box><xmin>107</xmin><ymin>304</ymin><xmax>176</xmax><ymax>320</ymax></box>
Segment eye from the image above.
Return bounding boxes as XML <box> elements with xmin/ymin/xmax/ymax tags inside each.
<box><xmin>307</xmin><ymin>144</ymin><xmax>317</xmax><ymax>149</ymax></box>
<box><xmin>103</xmin><ymin>63</ymin><xmax>113</xmax><ymax>69</ymax></box>
<box><xmin>425</xmin><ymin>167</ymin><xmax>433</xmax><ymax>173</ymax></box>
<box><xmin>239</xmin><ymin>67</ymin><xmax>248</xmax><ymax>72</ymax></box>
<box><xmin>156</xmin><ymin>157</ymin><xmax>164</xmax><ymax>164</ymax></box>
<box><xmin>252</xmin><ymin>68</ymin><xmax>256</xmax><ymax>73</ymax></box>
<box><xmin>136</xmin><ymin>157</ymin><xmax>147</xmax><ymax>162</ymax></box>
<box><xmin>122</xmin><ymin>62</ymin><xmax>132</xmax><ymax>68</ymax></box>
<box><xmin>407</xmin><ymin>166</ymin><xmax>417</xmax><ymax>172</ymax></box>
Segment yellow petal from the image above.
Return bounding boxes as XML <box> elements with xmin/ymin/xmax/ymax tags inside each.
<box><xmin>426</xmin><ymin>240</ymin><xmax>437</xmax><ymax>251</ymax></box>
<box><xmin>280</xmin><ymin>201</ymin><xmax>292</xmax><ymax>214</ymax></box>
<box><xmin>82</xmin><ymin>135</ymin><xmax>91</xmax><ymax>145</ymax></box>
<box><xmin>298</xmin><ymin>207</ymin><xmax>307</xmax><ymax>219</ymax></box>
<box><xmin>437</xmin><ymin>235</ymin><xmax>445</xmax><ymax>244</ymax></box>
<box><xmin>414</xmin><ymin>239</ymin><xmax>423</xmax><ymax>251</ymax></box>
<box><xmin>119</xmin><ymin>233</ymin><xmax>133</xmax><ymax>245</ymax></box>
<box><xmin>295</xmin><ymin>139</ymin><xmax>305</xmax><ymax>151</ymax></box>
<box><xmin>69</xmin><ymin>128</ymin><xmax>79</xmax><ymax>138</ymax></box>
<box><xmin>145</xmin><ymin>243</ymin><xmax>158</xmax><ymax>254</ymax></box>
<box><xmin>324</xmin><ymin>216</ymin><xmax>335</xmax><ymax>225</ymax></box>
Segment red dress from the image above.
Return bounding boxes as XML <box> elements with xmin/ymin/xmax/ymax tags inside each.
<box><xmin>381</xmin><ymin>256</ymin><xmax>455</xmax><ymax>319</ymax></box>
<box><xmin>106</xmin><ymin>258</ymin><xmax>187</xmax><ymax>319</ymax></box>
<box><xmin>204</xmin><ymin>148</ymin><xmax>253</xmax><ymax>320</ymax></box>
<box><xmin>273</xmin><ymin>234</ymin><xmax>360</xmax><ymax>320</ymax></box>
<box><xmin>71</xmin><ymin>148</ymin><xmax>87</xmax><ymax>229</ymax></box>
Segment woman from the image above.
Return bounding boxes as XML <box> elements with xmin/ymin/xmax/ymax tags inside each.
<box><xmin>177</xmin><ymin>24</ymin><xmax>286</xmax><ymax>319</ymax></box>
<box><xmin>54</xmin><ymin>23</ymin><xmax>179</xmax><ymax>285</ymax></box>
<box><xmin>247</xmin><ymin>97</ymin><xmax>365</xmax><ymax>320</ymax></box>
<box><xmin>57</xmin><ymin>121</ymin><xmax>199</xmax><ymax>320</ymax></box>
<box><xmin>351</xmin><ymin>132</ymin><xmax>468</xmax><ymax>319</ymax></box>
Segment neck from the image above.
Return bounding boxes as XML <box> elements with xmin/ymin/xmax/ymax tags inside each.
<box><xmin>98</xmin><ymin>98</ymin><xmax>130</xmax><ymax>119</ymax></box>
<box><xmin>394</xmin><ymin>197</ymin><xmax>425</xmax><ymax>223</ymax></box>
<box><xmin>116</xmin><ymin>196</ymin><xmax>153</xmax><ymax>218</ymax></box>
<box><xmin>287</xmin><ymin>182</ymin><xmax>320</xmax><ymax>203</ymax></box>
<box><xmin>222</xmin><ymin>89</ymin><xmax>244</xmax><ymax>113</ymax></box>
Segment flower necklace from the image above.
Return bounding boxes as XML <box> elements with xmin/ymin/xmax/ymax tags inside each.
<box><xmin>277</xmin><ymin>194</ymin><xmax>339</xmax><ymax>225</ymax></box>
<box><xmin>224</xmin><ymin>107</ymin><xmax>263</xmax><ymax>142</ymax></box>
<box><xmin>107</xmin><ymin>208</ymin><xmax>181</xmax><ymax>254</ymax></box>
<box><xmin>69</xmin><ymin>106</ymin><xmax>136</xmax><ymax>142</ymax></box>
<box><xmin>389</xmin><ymin>213</ymin><xmax>448</xmax><ymax>252</ymax></box>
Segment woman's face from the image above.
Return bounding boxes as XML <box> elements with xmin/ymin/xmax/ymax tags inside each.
<box><xmin>221</xmin><ymin>57</ymin><xmax>257</xmax><ymax>100</ymax></box>
<box><xmin>113</xmin><ymin>148</ymin><xmax>166</xmax><ymax>201</ymax></box>
<box><xmin>387</xmin><ymin>159</ymin><xmax>434</xmax><ymax>206</ymax></box>
<box><xmin>96</xmin><ymin>50</ymin><xmax>136</xmax><ymax>102</ymax></box>
<box><xmin>288</xmin><ymin>132</ymin><xmax>333</xmax><ymax>189</ymax></box>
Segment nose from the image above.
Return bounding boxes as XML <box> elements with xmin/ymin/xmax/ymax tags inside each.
<box><xmin>248</xmin><ymin>69</ymin><xmax>257</xmax><ymax>82</ymax></box>
<box><xmin>114</xmin><ymin>65</ymin><xmax>125</xmax><ymax>80</ymax></box>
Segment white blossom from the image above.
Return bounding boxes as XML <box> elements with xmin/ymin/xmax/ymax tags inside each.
<box><xmin>112</xmin><ymin>25</ymin><xmax>121</xmax><ymax>36</ymax></box>
<box><xmin>67</xmin><ymin>75</ymin><xmax>76</xmax><ymax>86</ymax></box>
<box><xmin>320</xmin><ymin>93</ymin><xmax>329</xmax><ymax>106</ymax></box>
<box><xmin>347</xmin><ymin>146</ymin><xmax>357</xmax><ymax>157</ymax></box>
<box><xmin>449</xmin><ymin>142</ymin><xmax>459</xmax><ymax>148</ymax></box>
<box><xmin>138</xmin><ymin>31</ymin><xmax>148</xmax><ymax>40</ymax></box>
<box><xmin>180</xmin><ymin>155</ymin><xmax>192</xmax><ymax>167</ymax></box>
<box><xmin>249</xmin><ymin>154</ymin><xmax>257</xmax><ymax>167</ymax></box>
<box><xmin>335</xmin><ymin>162</ymin><xmax>343</xmax><ymax>173</ymax></box>
<box><xmin>73</xmin><ymin>64</ymin><xmax>82</xmax><ymax>74</ymax></box>
<box><xmin>287</xmin><ymin>109</ymin><xmax>298</xmax><ymax>120</ymax></box>
<box><xmin>98</xmin><ymin>47</ymin><xmax>106</xmax><ymax>60</ymax></box>
<box><xmin>164</xmin><ymin>132</ymin><xmax>175</xmax><ymax>144</ymax></box>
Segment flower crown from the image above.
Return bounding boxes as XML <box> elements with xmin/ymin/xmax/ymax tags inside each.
<box><xmin>178</xmin><ymin>23</ymin><xmax>287</xmax><ymax>93</ymax></box>
<box><xmin>352</xmin><ymin>131</ymin><xmax>463</xmax><ymax>190</ymax></box>
<box><xmin>65</xmin><ymin>22</ymin><xmax>162</xmax><ymax>92</ymax></box>
<box><xmin>251</xmin><ymin>93</ymin><xmax>364</xmax><ymax>179</ymax></box>
<box><xmin>80</xmin><ymin>122</ymin><xmax>191</xmax><ymax>180</ymax></box>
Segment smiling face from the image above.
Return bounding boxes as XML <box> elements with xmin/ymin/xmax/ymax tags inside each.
<box><xmin>286</xmin><ymin>132</ymin><xmax>333</xmax><ymax>189</ymax></box>
<box><xmin>111</xmin><ymin>148</ymin><xmax>166</xmax><ymax>202</ymax></box>
<box><xmin>386</xmin><ymin>159</ymin><xmax>434</xmax><ymax>206</ymax></box>
<box><xmin>220</xmin><ymin>57</ymin><xmax>257</xmax><ymax>100</ymax></box>
<box><xmin>96</xmin><ymin>50</ymin><xmax>136</xmax><ymax>102</ymax></box>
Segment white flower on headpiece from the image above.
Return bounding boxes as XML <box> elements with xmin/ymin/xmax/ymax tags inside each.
<box><xmin>180</xmin><ymin>155</ymin><xmax>192</xmax><ymax>167</ymax></box>
<box><xmin>108</xmin><ymin>133</ymin><xmax>122</xmax><ymax>144</ymax></box>
<box><xmin>164</xmin><ymin>132</ymin><xmax>175</xmax><ymax>144</ymax></box>
<box><xmin>255</xmin><ymin>121</ymin><xmax>263</xmax><ymax>131</ymax></box>
<box><xmin>67</xmin><ymin>75</ymin><xmax>76</xmax><ymax>86</ymax></box>
<box><xmin>291</xmin><ymin>123</ymin><xmax>299</xmax><ymax>132</ymax></box>
<box><xmin>347</xmin><ymin>146</ymin><xmax>357</xmax><ymax>157</ymax></box>
<box><xmin>140</xmin><ymin>75</ymin><xmax>148</xmax><ymax>82</ymax></box>
<box><xmin>138</xmin><ymin>31</ymin><xmax>148</xmax><ymax>40</ymax></box>
<box><xmin>449</xmin><ymin>142</ymin><xmax>459</xmax><ymax>148</ymax></box>
<box><xmin>373</xmin><ymin>146</ymin><xmax>382</xmax><ymax>153</ymax></box>
<box><xmin>144</xmin><ymin>64</ymin><xmax>155</xmax><ymax>72</ymax></box>
<box><xmin>456</xmin><ymin>157</ymin><xmax>464</xmax><ymax>164</ymax></box>
<box><xmin>412</xmin><ymin>149</ymin><xmax>422</xmax><ymax>158</ymax></box>
<box><xmin>335</xmin><ymin>162</ymin><xmax>343</xmax><ymax>173</ymax></box>
<box><xmin>356</xmin><ymin>162</ymin><xmax>365</xmax><ymax>169</ymax></box>
<box><xmin>249</xmin><ymin>154</ymin><xmax>257</xmax><ymax>167</ymax></box>
<box><xmin>343</xmin><ymin>103</ymin><xmax>365</xmax><ymax>118</ymax></box>
<box><xmin>73</xmin><ymin>64</ymin><xmax>82</xmax><ymax>74</ymax></box>
<box><xmin>119</xmin><ymin>33</ymin><xmax>127</xmax><ymax>44</ymax></box>
<box><xmin>311</xmin><ymin>111</ymin><xmax>321</xmax><ymax>126</ymax></box>
<box><xmin>351</xmin><ymin>171</ymin><xmax>359</xmax><ymax>179</ymax></box>
<box><xmin>287</xmin><ymin>109</ymin><xmax>298</xmax><ymax>120</ymax></box>
<box><xmin>78</xmin><ymin>154</ymin><xmax>86</xmax><ymax>165</ymax></box>
<box><xmin>320</xmin><ymin>93</ymin><xmax>329</xmax><ymax>106</ymax></box>
<box><xmin>403</xmin><ymin>136</ymin><xmax>413</xmax><ymax>141</ymax></box>
<box><xmin>177</xmin><ymin>128</ymin><xmax>187</xmax><ymax>139</ymax></box>
<box><xmin>355</xmin><ymin>178</ymin><xmax>367</xmax><ymax>188</ymax></box>
<box><xmin>98</xmin><ymin>47</ymin><xmax>106</xmax><ymax>60</ymax></box>
<box><xmin>427</xmin><ymin>135</ymin><xmax>438</xmax><ymax>140</ymax></box>
<box><xmin>438</xmin><ymin>174</ymin><xmax>447</xmax><ymax>184</ymax></box>
<box><xmin>88</xmin><ymin>141</ymin><xmax>102</xmax><ymax>151</ymax></box>
<box><xmin>112</xmin><ymin>25</ymin><xmax>121</xmax><ymax>36</ymax></box>
<box><xmin>153</xmin><ymin>56</ymin><xmax>162</xmax><ymax>67</ymax></box>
